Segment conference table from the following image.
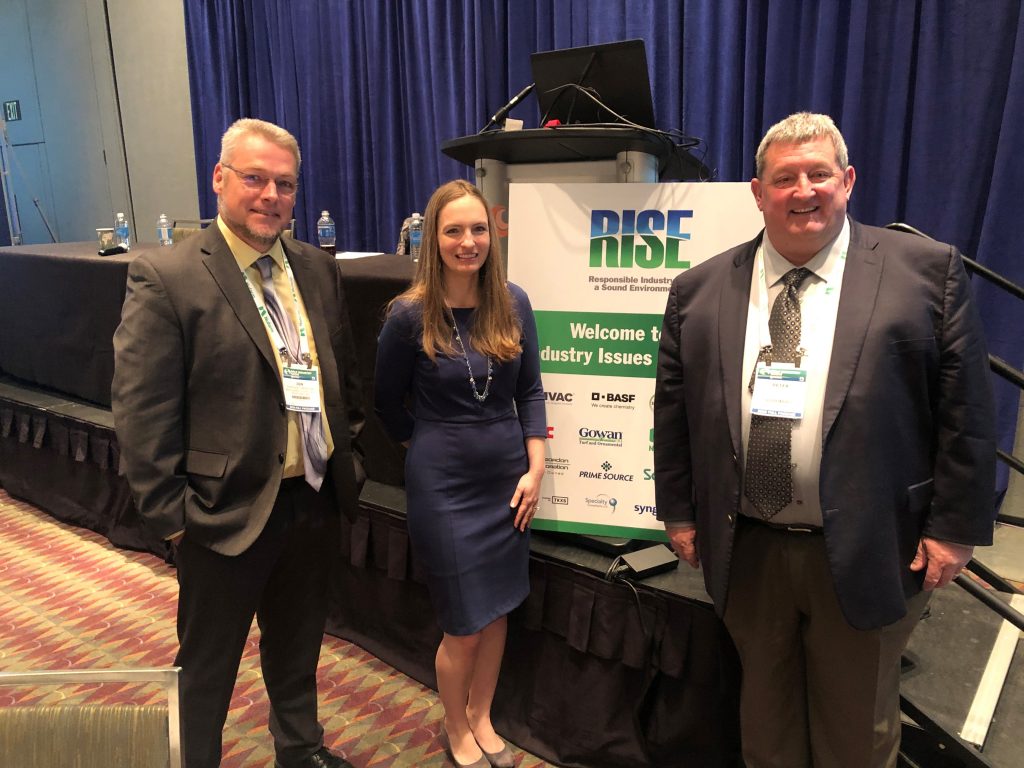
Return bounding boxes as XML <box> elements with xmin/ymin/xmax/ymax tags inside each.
<box><xmin>0</xmin><ymin>242</ymin><xmax>137</xmax><ymax>406</ymax></box>
<box><xmin>0</xmin><ymin>241</ymin><xmax>741</xmax><ymax>768</ymax></box>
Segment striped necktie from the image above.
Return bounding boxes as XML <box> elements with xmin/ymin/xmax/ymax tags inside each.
<box><xmin>256</xmin><ymin>255</ymin><xmax>328</xmax><ymax>491</ymax></box>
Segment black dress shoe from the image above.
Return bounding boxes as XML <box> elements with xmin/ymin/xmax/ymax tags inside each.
<box><xmin>274</xmin><ymin>746</ymin><xmax>354</xmax><ymax>768</ymax></box>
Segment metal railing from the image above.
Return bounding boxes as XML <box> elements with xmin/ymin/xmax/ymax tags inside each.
<box><xmin>886</xmin><ymin>223</ymin><xmax>1024</xmax><ymax>524</ymax></box>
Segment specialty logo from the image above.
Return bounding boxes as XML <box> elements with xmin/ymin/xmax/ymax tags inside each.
<box><xmin>585</xmin><ymin>494</ymin><xmax>619</xmax><ymax>512</ymax></box>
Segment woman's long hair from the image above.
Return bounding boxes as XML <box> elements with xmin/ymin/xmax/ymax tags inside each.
<box><xmin>389</xmin><ymin>180</ymin><xmax>521</xmax><ymax>362</ymax></box>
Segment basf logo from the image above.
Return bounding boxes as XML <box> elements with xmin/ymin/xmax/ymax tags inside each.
<box><xmin>579</xmin><ymin>460</ymin><xmax>634</xmax><ymax>482</ymax></box>
<box><xmin>590</xmin><ymin>391</ymin><xmax>637</xmax><ymax>410</ymax></box>
<box><xmin>585</xmin><ymin>494</ymin><xmax>618</xmax><ymax>512</ymax></box>
<box><xmin>545</xmin><ymin>390</ymin><xmax>574</xmax><ymax>404</ymax></box>
<box><xmin>589</xmin><ymin>209</ymin><xmax>693</xmax><ymax>269</ymax></box>
<box><xmin>578</xmin><ymin>426</ymin><xmax>623</xmax><ymax>448</ymax></box>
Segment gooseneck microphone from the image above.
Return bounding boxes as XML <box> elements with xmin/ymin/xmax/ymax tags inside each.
<box><xmin>479</xmin><ymin>83</ymin><xmax>536</xmax><ymax>133</ymax></box>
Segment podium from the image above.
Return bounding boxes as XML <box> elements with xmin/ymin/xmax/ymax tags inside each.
<box><xmin>441</xmin><ymin>127</ymin><xmax>708</xmax><ymax>256</ymax></box>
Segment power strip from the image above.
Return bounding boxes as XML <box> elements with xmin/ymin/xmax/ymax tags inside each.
<box><xmin>621</xmin><ymin>544</ymin><xmax>679</xmax><ymax>579</ymax></box>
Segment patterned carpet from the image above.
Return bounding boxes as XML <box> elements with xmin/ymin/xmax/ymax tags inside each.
<box><xmin>0</xmin><ymin>489</ymin><xmax>554</xmax><ymax>767</ymax></box>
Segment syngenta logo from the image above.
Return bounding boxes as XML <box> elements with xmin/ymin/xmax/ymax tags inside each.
<box><xmin>590</xmin><ymin>209</ymin><xmax>692</xmax><ymax>269</ymax></box>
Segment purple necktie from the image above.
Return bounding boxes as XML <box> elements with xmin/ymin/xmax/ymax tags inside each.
<box><xmin>256</xmin><ymin>255</ymin><xmax>328</xmax><ymax>491</ymax></box>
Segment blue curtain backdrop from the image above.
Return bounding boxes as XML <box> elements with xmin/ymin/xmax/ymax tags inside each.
<box><xmin>183</xmin><ymin>0</ymin><xmax>1024</xmax><ymax>500</ymax></box>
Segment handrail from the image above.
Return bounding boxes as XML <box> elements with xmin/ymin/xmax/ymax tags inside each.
<box><xmin>885</xmin><ymin>223</ymin><xmax>1024</xmax><ymax>490</ymax></box>
<box><xmin>990</xmin><ymin>354</ymin><xmax>1024</xmax><ymax>390</ymax></box>
<box><xmin>954</xmin><ymin>573</ymin><xmax>1024</xmax><ymax>631</ymax></box>
<box><xmin>886</xmin><ymin>222</ymin><xmax>1024</xmax><ymax>300</ymax></box>
<box><xmin>965</xmin><ymin>558</ymin><xmax>1023</xmax><ymax>596</ymax></box>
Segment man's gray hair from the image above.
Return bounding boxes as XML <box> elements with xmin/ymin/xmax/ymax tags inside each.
<box><xmin>219</xmin><ymin>118</ymin><xmax>301</xmax><ymax>171</ymax></box>
<box><xmin>755</xmin><ymin>112</ymin><xmax>848</xmax><ymax>178</ymax></box>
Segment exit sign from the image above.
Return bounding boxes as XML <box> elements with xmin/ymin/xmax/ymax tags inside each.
<box><xmin>3</xmin><ymin>100</ymin><xmax>21</xmax><ymax>121</ymax></box>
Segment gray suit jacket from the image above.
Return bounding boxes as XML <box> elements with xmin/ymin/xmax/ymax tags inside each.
<box><xmin>653</xmin><ymin>219</ymin><xmax>996</xmax><ymax>630</ymax></box>
<box><xmin>112</xmin><ymin>224</ymin><xmax>365</xmax><ymax>556</ymax></box>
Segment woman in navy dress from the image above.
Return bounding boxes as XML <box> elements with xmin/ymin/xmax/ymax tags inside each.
<box><xmin>374</xmin><ymin>180</ymin><xmax>546</xmax><ymax>768</ymax></box>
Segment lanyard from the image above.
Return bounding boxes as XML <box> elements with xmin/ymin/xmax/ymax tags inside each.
<box><xmin>753</xmin><ymin>243</ymin><xmax>847</xmax><ymax>361</ymax></box>
<box><xmin>241</xmin><ymin>254</ymin><xmax>312</xmax><ymax>366</ymax></box>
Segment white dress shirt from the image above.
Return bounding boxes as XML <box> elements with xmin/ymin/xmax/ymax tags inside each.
<box><xmin>739</xmin><ymin>218</ymin><xmax>850</xmax><ymax>526</ymax></box>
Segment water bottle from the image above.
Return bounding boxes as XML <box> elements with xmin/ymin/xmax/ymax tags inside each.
<box><xmin>316</xmin><ymin>210</ymin><xmax>336</xmax><ymax>255</ymax></box>
<box><xmin>114</xmin><ymin>212</ymin><xmax>131</xmax><ymax>250</ymax></box>
<box><xmin>156</xmin><ymin>213</ymin><xmax>173</xmax><ymax>246</ymax></box>
<box><xmin>408</xmin><ymin>212</ymin><xmax>423</xmax><ymax>262</ymax></box>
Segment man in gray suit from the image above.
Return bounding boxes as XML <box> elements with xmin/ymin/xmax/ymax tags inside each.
<box><xmin>653</xmin><ymin>112</ymin><xmax>995</xmax><ymax>767</ymax></box>
<box><xmin>113</xmin><ymin>118</ymin><xmax>363</xmax><ymax>768</ymax></box>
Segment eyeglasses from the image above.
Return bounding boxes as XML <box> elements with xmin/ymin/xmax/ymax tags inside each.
<box><xmin>221</xmin><ymin>162</ymin><xmax>299</xmax><ymax>196</ymax></box>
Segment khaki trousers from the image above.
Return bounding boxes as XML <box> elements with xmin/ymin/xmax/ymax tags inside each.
<box><xmin>723</xmin><ymin>519</ymin><xmax>928</xmax><ymax>768</ymax></box>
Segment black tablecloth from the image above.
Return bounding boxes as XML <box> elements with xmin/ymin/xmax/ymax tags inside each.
<box><xmin>0</xmin><ymin>242</ymin><xmax>144</xmax><ymax>407</ymax></box>
<box><xmin>335</xmin><ymin>254</ymin><xmax>415</xmax><ymax>486</ymax></box>
<box><xmin>0</xmin><ymin>242</ymin><xmax>413</xmax><ymax>427</ymax></box>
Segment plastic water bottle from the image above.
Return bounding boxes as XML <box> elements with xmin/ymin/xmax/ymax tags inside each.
<box><xmin>316</xmin><ymin>210</ymin><xmax>336</xmax><ymax>255</ymax></box>
<box><xmin>114</xmin><ymin>212</ymin><xmax>131</xmax><ymax>250</ymax></box>
<box><xmin>408</xmin><ymin>212</ymin><xmax>423</xmax><ymax>262</ymax></box>
<box><xmin>156</xmin><ymin>213</ymin><xmax>173</xmax><ymax>246</ymax></box>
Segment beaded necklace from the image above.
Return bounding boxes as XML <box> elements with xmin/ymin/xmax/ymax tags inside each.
<box><xmin>450</xmin><ymin>310</ymin><xmax>493</xmax><ymax>402</ymax></box>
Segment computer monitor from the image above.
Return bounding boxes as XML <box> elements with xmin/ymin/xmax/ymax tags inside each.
<box><xmin>530</xmin><ymin>39</ymin><xmax>656</xmax><ymax>128</ymax></box>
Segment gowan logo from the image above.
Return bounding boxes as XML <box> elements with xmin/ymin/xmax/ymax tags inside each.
<box><xmin>590</xmin><ymin>209</ymin><xmax>693</xmax><ymax>269</ymax></box>
<box><xmin>546</xmin><ymin>390</ymin><xmax>574</xmax><ymax>403</ymax></box>
<box><xmin>578</xmin><ymin>426</ymin><xmax>624</xmax><ymax>447</ymax></box>
<box><xmin>546</xmin><ymin>426</ymin><xmax>555</xmax><ymax>439</ymax></box>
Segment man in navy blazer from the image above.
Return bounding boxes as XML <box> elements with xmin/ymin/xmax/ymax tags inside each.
<box><xmin>113</xmin><ymin>119</ymin><xmax>363</xmax><ymax>768</ymax></box>
<box><xmin>654</xmin><ymin>112</ymin><xmax>995</xmax><ymax>767</ymax></box>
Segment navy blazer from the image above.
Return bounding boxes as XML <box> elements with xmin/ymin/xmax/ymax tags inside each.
<box><xmin>113</xmin><ymin>224</ymin><xmax>365</xmax><ymax>556</ymax></box>
<box><xmin>653</xmin><ymin>219</ymin><xmax>996</xmax><ymax>630</ymax></box>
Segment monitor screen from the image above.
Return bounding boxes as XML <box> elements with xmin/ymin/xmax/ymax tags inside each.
<box><xmin>529</xmin><ymin>39</ymin><xmax>656</xmax><ymax>128</ymax></box>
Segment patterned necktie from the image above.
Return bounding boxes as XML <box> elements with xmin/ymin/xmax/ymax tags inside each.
<box><xmin>744</xmin><ymin>267</ymin><xmax>812</xmax><ymax>518</ymax></box>
<box><xmin>256</xmin><ymin>256</ymin><xmax>328</xmax><ymax>491</ymax></box>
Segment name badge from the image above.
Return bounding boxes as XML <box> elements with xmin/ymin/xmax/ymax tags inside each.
<box><xmin>282</xmin><ymin>365</ymin><xmax>322</xmax><ymax>413</ymax></box>
<box><xmin>750</xmin><ymin>363</ymin><xmax>807</xmax><ymax>419</ymax></box>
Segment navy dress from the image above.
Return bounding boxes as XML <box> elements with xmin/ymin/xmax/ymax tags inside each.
<box><xmin>374</xmin><ymin>283</ymin><xmax>546</xmax><ymax>635</ymax></box>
